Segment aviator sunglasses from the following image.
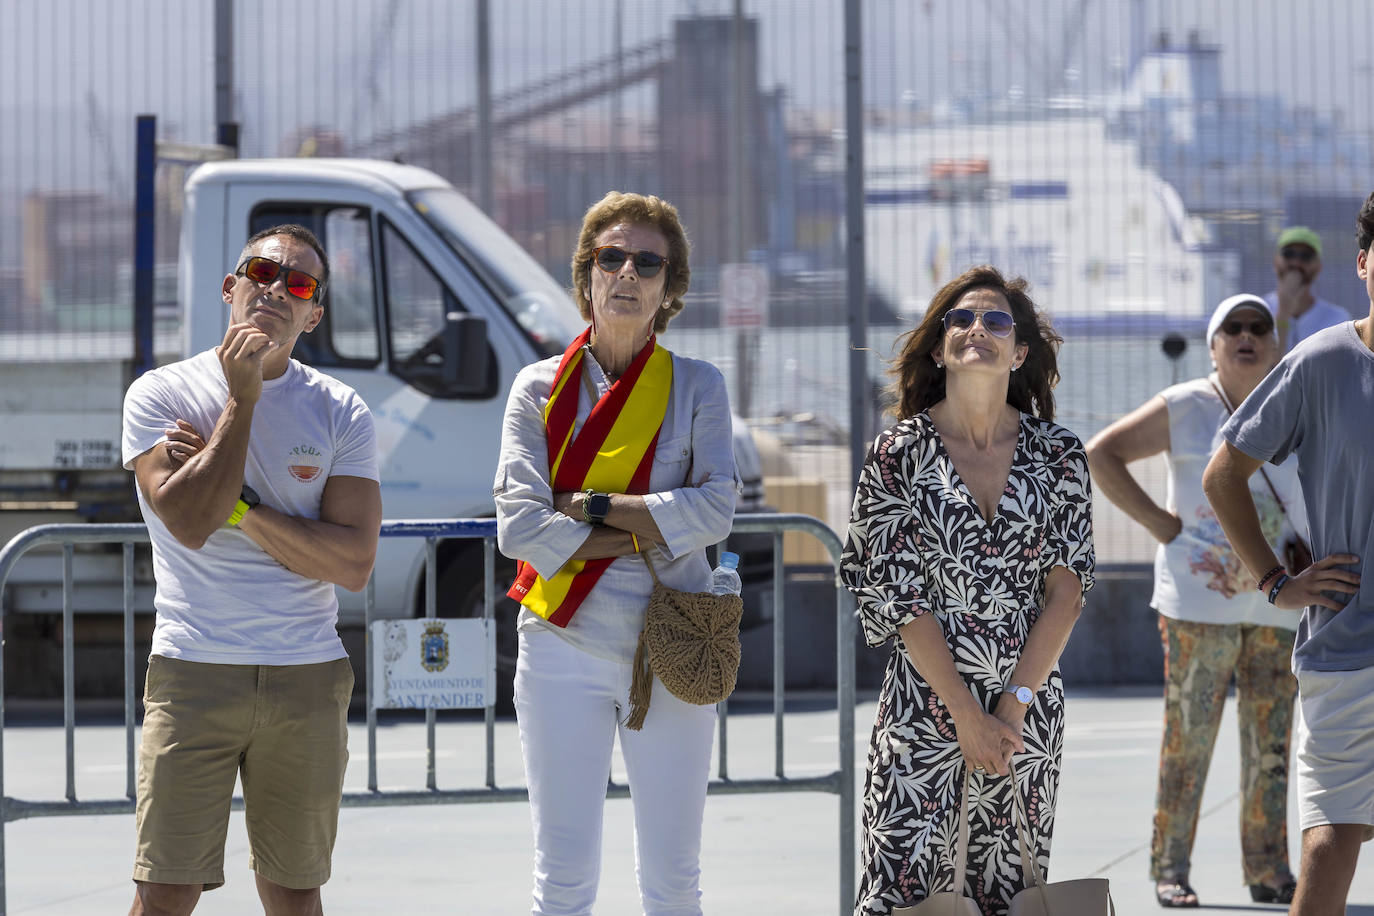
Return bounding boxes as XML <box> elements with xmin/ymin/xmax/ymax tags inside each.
<box><xmin>591</xmin><ymin>245</ymin><xmax>669</xmax><ymax>279</ymax></box>
<box><xmin>1220</xmin><ymin>318</ymin><xmax>1274</xmax><ymax>337</ymax></box>
<box><xmin>942</xmin><ymin>307</ymin><xmax>1016</xmax><ymax>338</ymax></box>
<box><xmin>236</xmin><ymin>256</ymin><xmax>321</xmax><ymax>301</ymax></box>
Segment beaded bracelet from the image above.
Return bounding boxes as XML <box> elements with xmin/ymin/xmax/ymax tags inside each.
<box><xmin>1266</xmin><ymin>573</ymin><xmax>1290</xmax><ymax>605</ymax></box>
<box><xmin>1256</xmin><ymin>564</ymin><xmax>1286</xmax><ymax>593</ymax></box>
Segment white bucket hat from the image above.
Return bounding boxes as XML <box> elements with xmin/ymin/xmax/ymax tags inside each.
<box><xmin>1206</xmin><ymin>293</ymin><xmax>1275</xmax><ymax>348</ymax></box>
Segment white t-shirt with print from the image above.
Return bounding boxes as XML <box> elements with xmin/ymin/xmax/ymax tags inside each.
<box><xmin>1151</xmin><ymin>374</ymin><xmax>1306</xmax><ymax>629</ymax></box>
<box><xmin>122</xmin><ymin>349</ymin><xmax>379</xmax><ymax>664</ymax></box>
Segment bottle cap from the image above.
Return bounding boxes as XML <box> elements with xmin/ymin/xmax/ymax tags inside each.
<box><xmin>720</xmin><ymin>551</ymin><xmax>739</xmax><ymax>569</ymax></box>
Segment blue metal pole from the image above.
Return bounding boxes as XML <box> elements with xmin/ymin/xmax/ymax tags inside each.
<box><xmin>133</xmin><ymin>115</ymin><xmax>157</xmax><ymax>379</ymax></box>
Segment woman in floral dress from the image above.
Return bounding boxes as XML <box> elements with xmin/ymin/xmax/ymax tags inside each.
<box><xmin>841</xmin><ymin>266</ymin><xmax>1095</xmax><ymax>916</ymax></box>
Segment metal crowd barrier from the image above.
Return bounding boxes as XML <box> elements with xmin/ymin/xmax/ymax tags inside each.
<box><xmin>0</xmin><ymin>513</ymin><xmax>856</xmax><ymax>914</ymax></box>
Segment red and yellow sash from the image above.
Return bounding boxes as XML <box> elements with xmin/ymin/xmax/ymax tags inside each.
<box><xmin>507</xmin><ymin>328</ymin><xmax>672</xmax><ymax>626</ymax></box>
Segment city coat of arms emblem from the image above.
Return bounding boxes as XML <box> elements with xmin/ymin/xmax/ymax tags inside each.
<box><xmin>420</xmin><ymin>621</ymin><xmax>450</xmax><ymax>672</ymax></box>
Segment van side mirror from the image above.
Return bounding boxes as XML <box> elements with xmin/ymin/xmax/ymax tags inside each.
<box><xmin>441</xmin><ymin>311</ymin><xmax>490</xmax><ymax>396</ymax></box>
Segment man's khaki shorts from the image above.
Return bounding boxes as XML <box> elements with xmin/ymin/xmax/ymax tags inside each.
<box><xmin>132</xmin><ymin>655</ymin><xmax>354</xmax><ymax>890</ymax></box>
<box><xmin>1295</xmin><ymin>665</ymin><xmax>1374</xmax><ymax>841</ymax></box>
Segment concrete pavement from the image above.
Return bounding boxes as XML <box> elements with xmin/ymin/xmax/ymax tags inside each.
<box><xmin>3</xmin><ymin>687</ymin><xmax>1373</xmax><ymax>914</ymax></box>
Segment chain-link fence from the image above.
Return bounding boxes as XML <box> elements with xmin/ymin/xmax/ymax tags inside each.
<box><xmin>3</xmin><ymin>0</ymin><xmax>1371</xmax><ymax>562</ymax></box>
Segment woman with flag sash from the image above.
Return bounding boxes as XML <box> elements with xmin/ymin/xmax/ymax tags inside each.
<box><xmin>495</xmin><ymin>191</ymin><xmax>739</xmax><ymax>916</ymax></box>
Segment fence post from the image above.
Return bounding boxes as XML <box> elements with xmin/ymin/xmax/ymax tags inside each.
<box><xmin>132</xmin><ymin>114</ymin><xmax>157</xmax><ymax>380</ymax></box>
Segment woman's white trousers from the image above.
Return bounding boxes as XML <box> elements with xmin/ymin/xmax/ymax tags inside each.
<box><xmin>514</xmin><ymin>627</ymin><xmax>717</xmax><ymax>916</ymax></box>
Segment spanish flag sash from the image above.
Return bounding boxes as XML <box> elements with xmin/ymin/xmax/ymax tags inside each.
<box><xmin>507</xmin><ymin>328</ymin><xmax>673</xmax><ymax>626</ymax></box>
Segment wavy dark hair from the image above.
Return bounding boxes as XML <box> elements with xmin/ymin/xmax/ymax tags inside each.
<box><xmin>889</xmin><ymin>265</ymin><xmax>1062</xmax><ymax>421</ymax></box>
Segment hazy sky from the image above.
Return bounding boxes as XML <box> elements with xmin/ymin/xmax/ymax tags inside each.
<box><xmin>1</xmin><ymin>0</ymin><xmax>1369</xmax><ymax>198</ymax></box>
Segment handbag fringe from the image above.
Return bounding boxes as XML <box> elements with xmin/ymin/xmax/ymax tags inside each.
<box><xmin>626</xmin><ymin>624</ymin><xmax>655</xmax><ymax>731</ymax></box>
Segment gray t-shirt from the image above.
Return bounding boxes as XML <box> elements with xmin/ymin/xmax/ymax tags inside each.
<box><xmin>1222</xmin><ymin>321</ymin><xmax>1374</xmax><ymax>671</ymax></box>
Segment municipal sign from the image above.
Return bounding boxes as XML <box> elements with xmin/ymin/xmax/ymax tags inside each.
<box><xmin>370</xmin><ymin>618</ymin><xmax>494</xmax><ymax>709</ymax></box>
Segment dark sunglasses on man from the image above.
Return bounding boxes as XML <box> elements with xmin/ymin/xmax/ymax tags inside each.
<box><xmin>1279</xmin><ymin>246</ymin><xmax>1317</xmax><ymax>264</ymax></box>
<box><xmin>236</xmin><ymin>255</ymin><xmax>322</xmax><ymax>301</ymax></box>
<box><xmin>591</xmin><ymin>245</ymin><xmax>668</xmax><ymax>279</ymax></box>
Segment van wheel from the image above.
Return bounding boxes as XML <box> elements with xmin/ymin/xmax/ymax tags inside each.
<box><xmin>436</xmin><ymin>549</ymin><xmax>520</xmax><ymax>713</ymax></box>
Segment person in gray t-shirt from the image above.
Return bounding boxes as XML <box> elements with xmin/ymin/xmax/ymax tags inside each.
<box><xmin>1216</xmin><ymin>320</ymin><xmax>1373</xmax><ymax>670</ymax></box>
<box><xmin>1203</xmin><ymin>192</ymin><xmax>1374</xmax><ymax>916</ymax></box>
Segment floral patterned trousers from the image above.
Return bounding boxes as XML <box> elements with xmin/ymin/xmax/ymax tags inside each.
<box><xmin>1150</xmin><ymin>616</ymin><xmax>1297</xmax><ymax>885</ymax></box>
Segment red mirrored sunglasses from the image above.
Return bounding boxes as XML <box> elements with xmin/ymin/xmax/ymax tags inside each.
<box><xmin>237</xmin><ymin>256</ymin><xmax>321</xmax><ymax>301</ymax></box>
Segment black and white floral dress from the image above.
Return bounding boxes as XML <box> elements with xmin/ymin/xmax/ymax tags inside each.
<box><xmin>841</xmin><ymin>411</ymin><xmax>1095</xmax><ymax>916</ymax></box>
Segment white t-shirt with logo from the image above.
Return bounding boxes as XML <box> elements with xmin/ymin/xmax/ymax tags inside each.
<box><xmin>1151</xmin><ymin>374</ymin><xmax>1306</xmax><ymax>629</ymax></box>
<box><xmin>122</xmin><ymin>349</ymin><xmax>379</xmax><ymax>664</ymax></box>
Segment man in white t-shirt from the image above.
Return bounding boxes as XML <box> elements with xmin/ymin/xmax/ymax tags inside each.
<box><xmin>121</xmin><ymin>224</ymin><xmax>381</xmax><ymax>915</ymax></box>
<box><xmin>1264</xmin><ymin>225</ymin><xmax>1350</xmax><ymax>352</ymax></box>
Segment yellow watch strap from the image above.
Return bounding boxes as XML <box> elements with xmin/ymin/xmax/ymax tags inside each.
<box><xmin>225</xmin><ymin>498</ymin><xmax>250</xmax><ymax>527</ymax></box>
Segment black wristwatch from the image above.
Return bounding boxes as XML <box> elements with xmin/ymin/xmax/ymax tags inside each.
<box><xmin>241</xmin><ymin>483</ymin><xmax>260</xmax><ymax>510</ymax></box>
<box><xmin>581</xmin><ymin>489</ymin><xmax>611</xmax><ymax>526</ymax></box>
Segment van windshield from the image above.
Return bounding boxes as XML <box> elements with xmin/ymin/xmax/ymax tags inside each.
<box><xmin>408</xmin><ymin>188</ymin><xmax>584</xmax><ymax>358</ymax></box>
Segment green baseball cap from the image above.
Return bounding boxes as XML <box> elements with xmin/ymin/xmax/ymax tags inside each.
<box><xmin>1276</xmin><ymin>226</ymin><xmax>1322</xmax><ymax>258</ymax></box>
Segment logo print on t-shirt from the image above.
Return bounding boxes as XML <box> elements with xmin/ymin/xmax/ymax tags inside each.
<box><xmin>288</xmin><ymin>444</ymin><xmax>324</xmax><ymax>482</ymax></box>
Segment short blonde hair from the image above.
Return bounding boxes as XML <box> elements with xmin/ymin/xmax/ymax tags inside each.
<box><xmin>571</xmin><ymin>192</ymin><xmax>691</xmax><ymax>333</ymax></box>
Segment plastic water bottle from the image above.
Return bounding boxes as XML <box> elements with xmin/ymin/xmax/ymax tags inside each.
<box><xmin>710</xmin><ymin>551</ymin><xmax>742</xmax><ymax>596</ymax></box>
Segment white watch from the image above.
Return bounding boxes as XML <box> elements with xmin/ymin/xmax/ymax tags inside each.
<box><xmin>1008</xmin><ymin>685</ymin><xmax>1034</xmax><ymax>705</ymax></box>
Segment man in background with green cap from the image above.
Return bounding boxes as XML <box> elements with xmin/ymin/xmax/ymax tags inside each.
<box><xmin>1265</xmin><ymin>225</ymin><xmax>1350</xmax><ymax>352</ymax></box>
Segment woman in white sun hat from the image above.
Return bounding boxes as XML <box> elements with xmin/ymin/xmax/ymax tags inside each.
<box><xmin>1087</xmin><ymin>293</ymin><xmax>1307</xmax><ymax>908</ymax></box>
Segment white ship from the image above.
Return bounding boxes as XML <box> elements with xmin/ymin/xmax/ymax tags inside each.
<box><xmin>864</xmin><ymin>33</ymin><xmax>1372</xmax><ymax>332</ymax></box>
<box><xmin>866</xmin><ymin>117</ymin><xmax>1228</xmax><ymax>327</ymax></box>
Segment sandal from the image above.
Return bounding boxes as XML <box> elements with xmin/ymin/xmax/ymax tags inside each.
<box><xmin>1155</xmin><ymin>880</ymin><xmax>1200</xmax><ymax>908</ymax></box>
<box><xmin>1249</xmin><ymin>878</ymin><xmax>1297</xmax><ymax>904</ymax></box>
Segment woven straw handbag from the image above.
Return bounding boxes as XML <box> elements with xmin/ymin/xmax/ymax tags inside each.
<box><xmin>624</xmin><ymin>550</ymin><xmax>742</xmax><ymax>730</ymax></box>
